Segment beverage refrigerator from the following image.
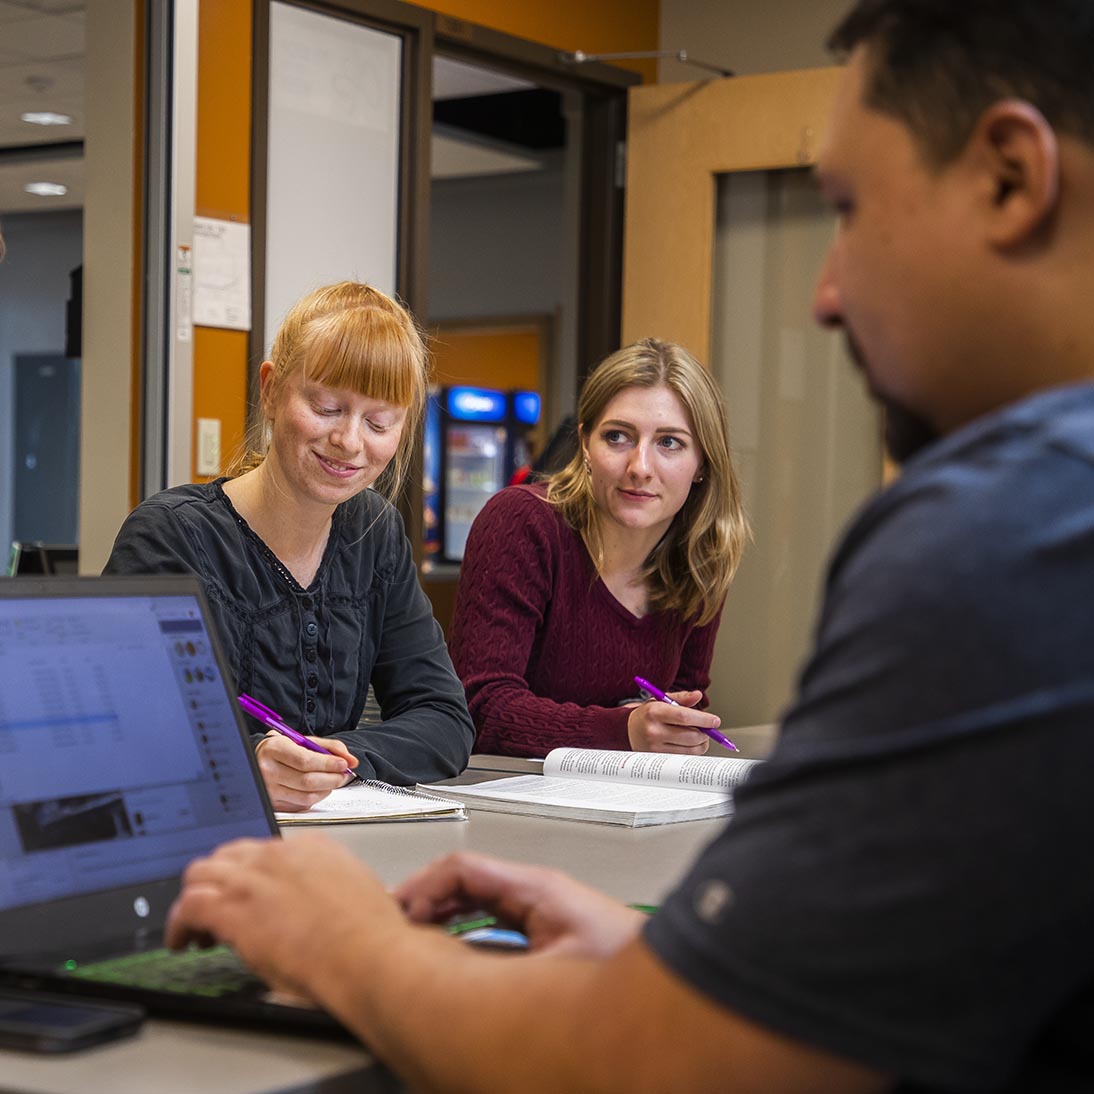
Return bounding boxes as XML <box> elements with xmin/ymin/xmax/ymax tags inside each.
<box><xmin>422</xmin><ymin>385</ymin><xmax>541</xmax><ymax>567</ymax></box>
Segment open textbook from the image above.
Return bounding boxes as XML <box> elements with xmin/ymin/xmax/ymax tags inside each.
<box><xmin>421</xmin><ymin>748</ymin><xmax>762</xmax><ymax>827</ymax></box>
<box><xmin>275</xmin><ymin>781</ymin><xmax>466</xmax><ymax>825</ymax></box>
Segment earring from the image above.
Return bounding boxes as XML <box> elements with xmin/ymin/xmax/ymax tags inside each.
<box><xmin>583</xmin><ymin>458</ymin><xmax>592</xmax><ymax>474</ymax></box>
<box><xmin>694</xmin><ymin>475</ymin><xmax>704</xmax><ymax>484</ymax></box>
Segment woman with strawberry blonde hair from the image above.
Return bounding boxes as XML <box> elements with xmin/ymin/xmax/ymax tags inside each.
<box><xmin>106</xmin><ymin>282</ymin><xmax>474</xmax><ymax>808</ymax></box>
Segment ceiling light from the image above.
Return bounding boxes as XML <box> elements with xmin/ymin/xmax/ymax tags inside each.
<box><xmin>21</xmin><ymin>111</ymin><xmax>73</xmax><ymax>127</ymax></box>
<box><xmin>24</xmin><ymin>182</ymin><xmax>68</xmax><ymax>197</ymax></box>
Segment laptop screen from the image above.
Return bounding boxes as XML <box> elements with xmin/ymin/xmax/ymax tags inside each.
<box><xmin>0</xmin><ymin>580</ymin><xmax>276</xmax><ymax>915</ymax></box>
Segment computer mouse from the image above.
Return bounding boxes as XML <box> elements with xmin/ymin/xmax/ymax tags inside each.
<box><xmin>443</xmin><ymin>913</ymin><xmax>530</xmax><ymax>952</ymax></box>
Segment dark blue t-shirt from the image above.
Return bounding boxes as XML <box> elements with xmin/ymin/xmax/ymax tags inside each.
<box><xmin>646</xmin><ymin>383</ymin><xmax>1094</xmax><ymax>1091</ymax></box>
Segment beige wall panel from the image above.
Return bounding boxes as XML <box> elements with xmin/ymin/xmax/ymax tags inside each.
<box><xmin>80</xmin><ymin>0</ymin><xmax>138</xmax><ymax>572</ymax></box>
<box><xmin>622</xmin><ymin>67</ymin><xmax>842</xmax><ymax>363</ymax></box>
<box><xmin>659</xmin><ymin>0</ymin><xmax>849</xmax><ymax>83</ymax></box>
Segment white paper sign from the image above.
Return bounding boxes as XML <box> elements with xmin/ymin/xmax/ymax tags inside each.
<box><xmin>192</xmin><ymin>217</ymin><xmax>251</xmax><ymax>331</ymax></box>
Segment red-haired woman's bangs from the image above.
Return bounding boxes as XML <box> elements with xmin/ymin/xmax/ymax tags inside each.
<box><xmin>302</xmin><ymin>306</ymin><xmax>422</xmax><ymax>408</ymax></box>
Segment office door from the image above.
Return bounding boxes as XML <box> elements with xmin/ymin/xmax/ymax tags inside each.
<box><xmin>12</xmin><ymin>355</ymin><xmax>81</xmax><ymax>544</ymax></box>
<box><xmin>252</xmin><ymin>1</ymin><xmax>633</xmax><ymax>566</ymax></box>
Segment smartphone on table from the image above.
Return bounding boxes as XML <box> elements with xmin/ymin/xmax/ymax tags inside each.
<box><xmin>0</xmin><ymin>990</ymin><xmax>145</xmax><ymax>1053</ymax></box>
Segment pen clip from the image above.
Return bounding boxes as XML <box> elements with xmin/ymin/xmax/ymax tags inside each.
<box><xmin>238</xmin><ymin>693</ymin><xmax>292</xmax><ymax>734</ymax></box>
<box><xmin>239</xmin><ymin>692</ymin><xmax>276</xmax><ymax>720</ymax></box>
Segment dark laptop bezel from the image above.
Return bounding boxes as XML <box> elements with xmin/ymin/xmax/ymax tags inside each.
<box><xmin>0</xmin><ymin>574</ymin><xmax>279</xmax><ymax>962</ymax></box>
<box><xmin>0</xmin><ymin>577</ymin><xmax>354</xmax><ymax>1037</ymax></box>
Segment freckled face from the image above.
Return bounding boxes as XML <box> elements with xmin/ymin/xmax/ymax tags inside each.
<box><xmin>263</xmin><ymin>364</ymin><xmax>406</xmax><ymax>509</ymax></box>
<box><xmin>581</xmin><ymin>383</ymin><xmax>703</xmax><ymax>543</ymax></box>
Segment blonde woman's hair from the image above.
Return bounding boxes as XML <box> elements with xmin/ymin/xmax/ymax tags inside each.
<box><xmin>227</xmin><ymin>281</ymin><xmax>428</xmax><ymax>500</ymax></box>
<box><xmin>547</xmin><ymin>338</ymin><xmax>749</xmax><ymax>625</ymax></box>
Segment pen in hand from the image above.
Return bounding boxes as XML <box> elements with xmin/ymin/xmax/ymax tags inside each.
<box><xmin>238</xmin><ymin>693</ymin><xmax>363</xmax><ymax>783</ymax></box>
<box><xmin>632</xmin><ymin>676</ymin><xmax>738</xmax><ymax>752</ymax></box>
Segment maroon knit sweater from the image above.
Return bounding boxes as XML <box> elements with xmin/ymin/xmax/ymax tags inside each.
<box><xmin>449</xmin><ymin>484</ymin><xmax>723</xmax><ymax>758</ymax></box>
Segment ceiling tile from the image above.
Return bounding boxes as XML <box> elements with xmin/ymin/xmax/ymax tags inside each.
<box><xmin>0</xmin><ymin>1</ymin><xmax>38</xmax><ymax>26</ymax></box>
<box><xmin>0</xmin><ymin>12</ymin><xmax>84</xmax><ymax>60</ymax></box>
<box><xmin>0</xmin><ymin>56</ymin><xmax>83</xmax><ymax>102</ymax></box>
<box><xmin>4</xmin><ymin>0</ymin><xmax>85</xmax><ymax>14</ymax></box>
<box><xmin>0</xmin><ymin>154</ymin><xmax>84</xmax><ymax>214</ymax></box>
<box><xmin>433</xmin><ymin>56</ymin><xmax>533</xmax><ymax>102</ymax></box>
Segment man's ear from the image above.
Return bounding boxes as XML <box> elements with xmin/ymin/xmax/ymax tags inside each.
<box><xmin>968</xmin><ymin>100</ymin><xmax>1059</xmax><ymax>248</ymax></box>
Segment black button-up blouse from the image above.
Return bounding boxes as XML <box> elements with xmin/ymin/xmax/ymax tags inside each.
<box><xmin>103</xmin><ymin>480</ymin><xmax>474</xmax><ymax>785</ymax></box>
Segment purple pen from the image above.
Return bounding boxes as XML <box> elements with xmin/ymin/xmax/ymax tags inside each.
<box><xmin>633</xmin><ymin>675</ymin><xmax>738</xmax><ymax>752</ymax></box>
<box><xmin>238</xmin><ymin>693</ymin><xmax>362</xmax><ymax>782</ymax></box>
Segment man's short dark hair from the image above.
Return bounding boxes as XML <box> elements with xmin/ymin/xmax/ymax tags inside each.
<box><xmin>829</xmin><ymin>0</ymin><xmax>1094</xmax><ymax>165</ymax></box>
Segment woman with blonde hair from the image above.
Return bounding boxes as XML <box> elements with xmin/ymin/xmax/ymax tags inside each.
<box><xmin>106</xmin><ymin>282</ymin><xmax>474</xmax><ymax>808</ymax></box>
<box><xmin>450</xmin><ymin>337</ymin><xmax>748</xmax><ymax>757</ymax></box>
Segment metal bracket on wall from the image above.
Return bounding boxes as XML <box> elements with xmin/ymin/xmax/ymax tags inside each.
<box><xmin>559</xmin><ymin>50</ymin><xmax>734</xmax><ymax>79</ymax></box>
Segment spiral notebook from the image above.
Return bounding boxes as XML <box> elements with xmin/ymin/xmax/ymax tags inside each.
<box><xmin>275</xmin><ymin>781</ymin><xmax>466</xmax><ymax>825</ymax></box>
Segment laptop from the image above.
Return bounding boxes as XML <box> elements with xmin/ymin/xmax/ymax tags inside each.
<box><xmin>0</xmin><ymin>575</ymin><xmax>343</xmax><ymax>1036</ymax></box>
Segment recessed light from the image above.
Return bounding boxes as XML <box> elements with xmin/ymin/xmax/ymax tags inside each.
<box><xmin>24</xmin><ymin>182</ymin><xmax>68</xmax><ymax>197</ymax></box>
<box><xmin>20</xmin><ymin>111</ymin><xmax>73</xmax><ymax>127</ymax></box>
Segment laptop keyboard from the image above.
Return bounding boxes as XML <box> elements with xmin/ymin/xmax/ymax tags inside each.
<box><xmin>64</xmin><ymin>945</ymin><xmax>260</xmax><ymax>998</ymax></box>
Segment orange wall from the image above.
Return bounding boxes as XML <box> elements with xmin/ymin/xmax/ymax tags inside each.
<box><xmin>190</xmin><ymin>0</ymin><xmax>659</xmax><ymax>479</ymax></box>
<box><xmin>430</xmin><ymin>323</ymin><xmax>545</xmax><ymax>451</ymax></box>
<box><xmin>426</xmin><ymin>0</ymin><xmax>657</xmax><ymax>82</ymax></box>
<box><xmin>192</xmin><ymin>1</ymin><xmax>252</xmax><ymax>481</ymax></box>
<box><xmin>431</xmin><ymin>325</ymin><xmax>541</xmax><ymax>389</ymax></box>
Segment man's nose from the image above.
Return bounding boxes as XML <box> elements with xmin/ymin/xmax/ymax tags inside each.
<box><xmin>813</xmin><ymin>250</ymin><xmax>843</xmax><ymax>329</ymax></box>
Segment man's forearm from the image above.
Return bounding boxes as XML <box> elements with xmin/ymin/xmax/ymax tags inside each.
<box><xmin>313</xmin><ymin>923</ymin><xmax>611</xmax><ymax>1092</ymax></box>
<box><xmin>307</xmin><ymin>926</ymin><xmax>887</xmax><ymax>1094</ymax></box>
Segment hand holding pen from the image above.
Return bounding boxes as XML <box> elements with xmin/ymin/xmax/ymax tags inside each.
<box><xmin>238</xmin><ymin>693</ymin><xmax>363</xmax><ymax>812</ymax></box>
<box><xmin>631</xmin><ymin>676</ymin><xmax>738</xmax><ymax>753</ymax></box>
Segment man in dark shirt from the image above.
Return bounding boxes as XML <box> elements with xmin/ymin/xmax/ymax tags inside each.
<box><xmin>164</xmin><ymin>2</ymin><xmax>1094</xmax><ymax>1089</ymax></box>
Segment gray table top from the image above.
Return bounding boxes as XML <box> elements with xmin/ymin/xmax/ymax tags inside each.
<box><xmin>320</xmin><ymin>803</ymin><xmax>723</xmax><ymax>907</ymax></box>
<box><xmin>0</xmin><ymin>762</ymin><xmax>731</xmax><ymax>1094</ymax></box>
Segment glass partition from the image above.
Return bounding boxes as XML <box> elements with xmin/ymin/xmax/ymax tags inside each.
<box><xmin>263</xmin><ymin>1</ymin><xmax>402</xmax><ymax>354</ymax></box>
